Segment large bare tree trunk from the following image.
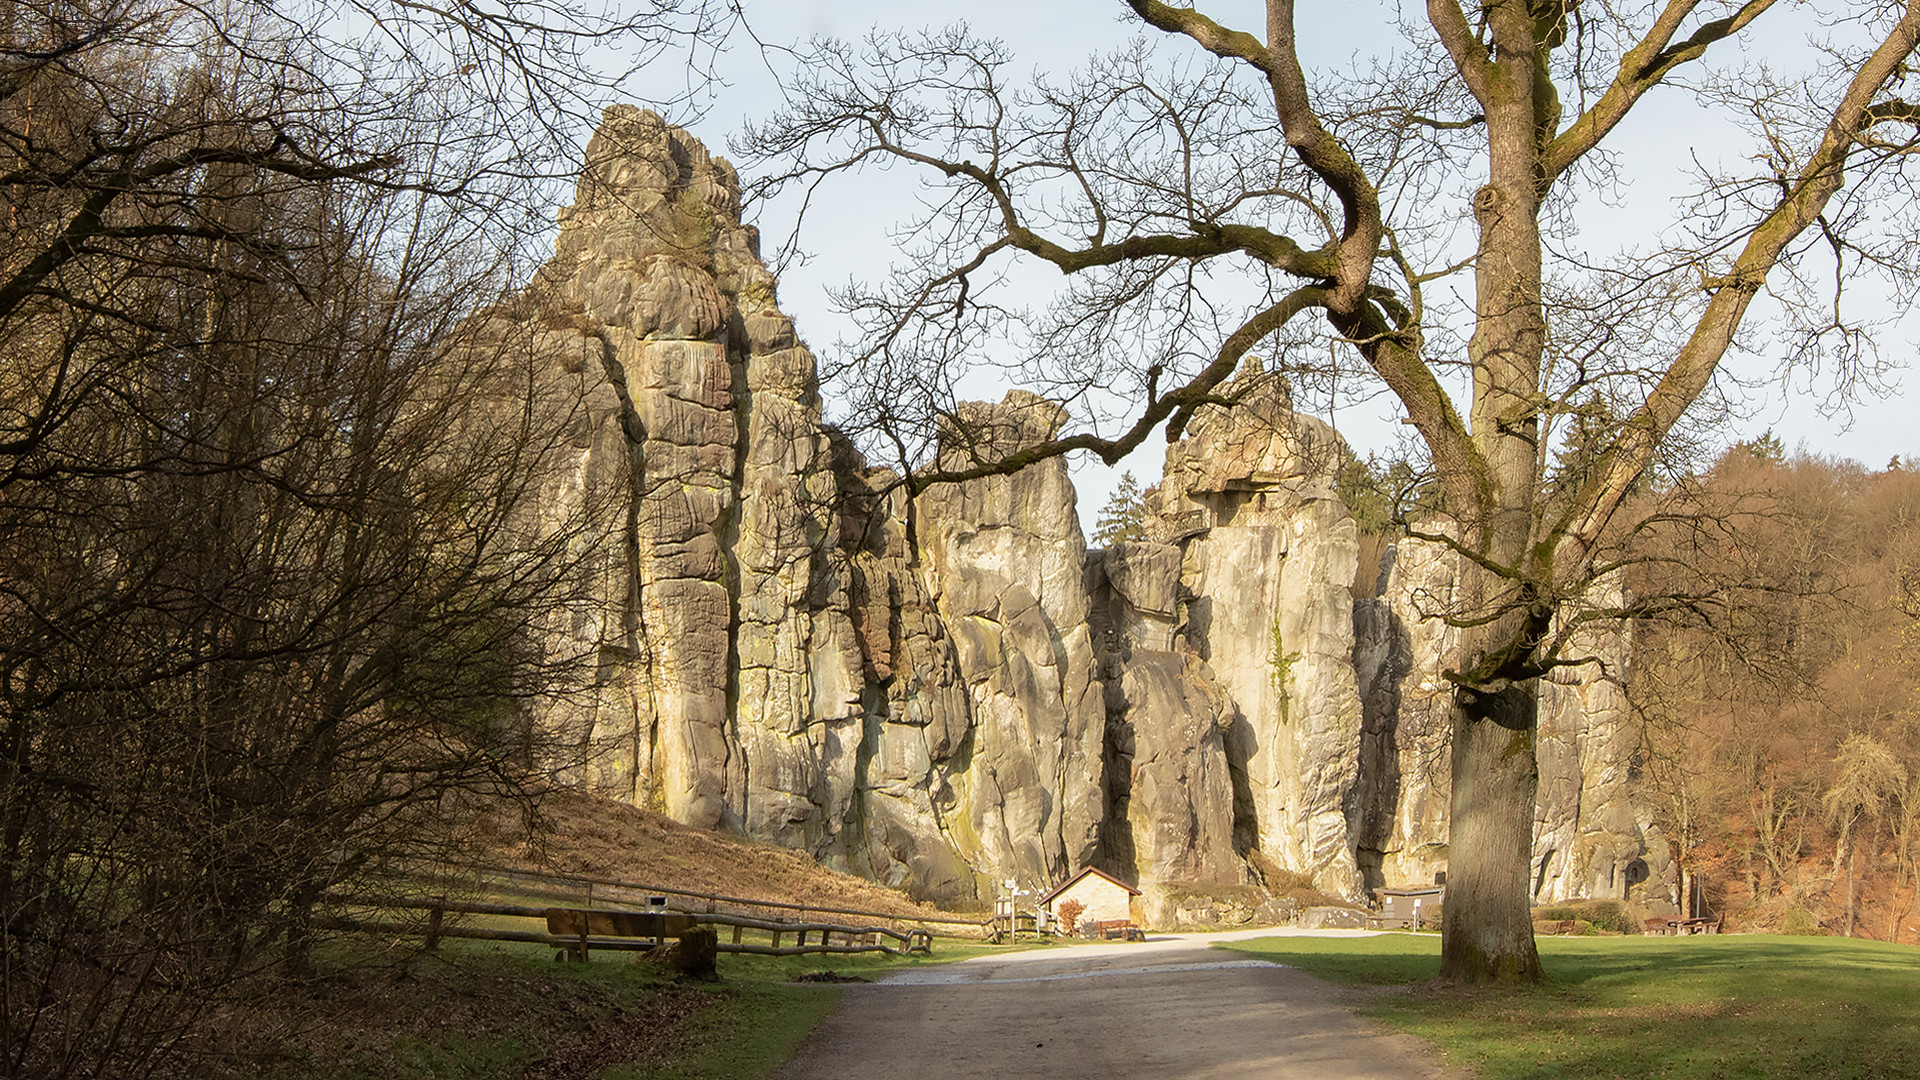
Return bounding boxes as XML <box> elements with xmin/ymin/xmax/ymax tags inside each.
<box><xmin>1440</xmin><ymin>679</ymin><xmax>1544</xmax><ymax>982</ymax></box>
<box><xmin>1428</xmin><ymin>0</ymin><xmax>1554</xmax><ymax>982</ymax></box>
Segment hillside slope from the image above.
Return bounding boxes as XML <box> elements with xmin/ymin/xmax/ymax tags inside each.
<box><xmin>469</xmin><ymin>788</ymin><xmax>980</xmax><ymax>919</ymax></box>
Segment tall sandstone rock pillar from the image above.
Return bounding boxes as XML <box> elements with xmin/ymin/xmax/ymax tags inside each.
<box><xmin>1146</xmin><ymin>362</ymin><xmax>1365</xmax><ymax>897</ymax></box>
<box><xmin>918</xmin><ymin>393</ymin><xmax>1109</xmax><ymax>888</ymax></box>
<box><xmin>509</xmin><ymin>106</ymin><xmax>871</xmax><ymax>842</ymax></box>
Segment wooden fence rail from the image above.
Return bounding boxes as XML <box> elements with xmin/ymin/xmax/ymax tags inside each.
<box><xmin>317</xmin><ymin>893</ymin><xmax>934</xmax><ymax>957</ymax></box>
<box><xmin>455</xmin><ymin>863</ymin><xmax>992</xmax><ymax>932</ymax></box>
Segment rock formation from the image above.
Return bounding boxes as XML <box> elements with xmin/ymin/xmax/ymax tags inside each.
<box><xmin>1144</xmin><ymin>367</ymin><xmax>1367</xmax><ymax>898</ymax></box>
<box><xmin>487</xmin><ymin>107</ymin><xmax>1668</xmax><ymax>922</ymax></box>
<box><xmin>1348</xmin><ymin>538</ymin><xmax>1656</xmax><ymax>905</ymax></box>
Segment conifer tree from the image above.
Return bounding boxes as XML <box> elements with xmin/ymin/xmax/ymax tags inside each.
<box><xmin>1092</xmin><ymin>471</ymin><xmax>1148</xmax><ymax>547</ymax></box>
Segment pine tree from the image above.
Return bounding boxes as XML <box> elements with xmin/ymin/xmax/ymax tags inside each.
<box><xmin>1092</xmin><ymin>471</ymin><xmax>1148</xmax><ymax>547</ymax></box>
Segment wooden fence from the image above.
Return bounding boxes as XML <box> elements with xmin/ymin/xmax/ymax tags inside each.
<box><xmin>459</xmin><ymin>863</ymin><xmax>993</xmax><ymax>936</ymax></box>
<box><xmin>317</xmin><ymin>864</ymin><xmax>991</xmax><ymax>958</ymax></box>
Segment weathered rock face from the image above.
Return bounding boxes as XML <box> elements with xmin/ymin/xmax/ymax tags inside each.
<box><xmin>1146</xmin><ymin>364</ymin><xmax>1366</xmax><ymax>898</ymax></box>
<box><xmin>1349</xmin><ymin>539</ymin><xmax>1459</xmax><ymax>894</ymax></box>
<box><xmin>1532</xmin><ymin>573</ymin><xmax>1649</xmax><ymax>903</ymax></box>
<box><xmin>1088</xmin><ymin>542</ymin><xmax>1246</xmax><ymax>924</ymax></box>
<box><xmin>918</xmin><ymin>394</ymin><xmax>1108</xmax><ymax>889</ymax></box>
<box><xmin>498</xmin><ymin>108</ymin><xmax>1124</xmax><ymax>903</ymax></box>
<box><xmin>1347</xmin><ymin>537</ymin><xmax>1671</xmax><ymax>905</ymax></box>
<box><xmin>500</xmin><ymin>109</ymin><xmax>1659</xmax><ymax>918</ymax></box>
<box><xmin>516</xmin><ymin>106</ymin><xmax>862</xmax><ymax>845</ymax></box>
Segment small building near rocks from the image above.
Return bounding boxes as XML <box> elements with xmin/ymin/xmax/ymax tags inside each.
<box><xmin>1038</xmin><ymin>867</ymin><xmax>1144</xmax><ymax>932</ymax></box>
<box><xmin>1372</xmin><ymin>885</ymin><xmax>1444</xmax><ymax>929</ymax></box>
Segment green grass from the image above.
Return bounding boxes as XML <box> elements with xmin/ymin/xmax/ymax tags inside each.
<box><xmin>1215</xmin><ymin>933</ymin><xmax>1920</xmax><ymax>1079</ymax></box>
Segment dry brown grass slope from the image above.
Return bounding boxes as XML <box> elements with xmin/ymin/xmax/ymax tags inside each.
<box><xmin>469</xmin><ymin>787</ymin><xmax>980</xmax><ymax>919</ymax></box>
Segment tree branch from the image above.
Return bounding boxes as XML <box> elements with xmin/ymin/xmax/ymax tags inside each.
<box><xmin>1554</xmin><ymin>0</ymin><xmax>1920</xmax><ymax>571</ymax></box>
<box><xmin>907</xmin><ymin>284</ymin><xmax>1326</xmax><ymax>489</ymax></box>
<box><xmin>1543</xmin><ymin>0</ymin><xmax>1776</xmax><ymax>181</ymax></box>
<box><xmin>1426</xmin><ymin>0</ymin><xmax>1496</xmax><ymax>105</ymax></box>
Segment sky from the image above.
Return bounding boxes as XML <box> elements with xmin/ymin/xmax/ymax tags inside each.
<box><xmin>623</xmin><ymin>1</ymin><xmax>1919</xmax><ymax>525</ymax></box>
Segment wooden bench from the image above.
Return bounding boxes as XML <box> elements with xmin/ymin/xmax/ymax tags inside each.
<box><xmin>545</xmin><ymin>907</ymin><xmax>697</xmax><ymax>961</ymax></box>
<box><xmin>1093</xmin><ymin>919</ymin><xmax>1144</xmax><ymax>941</ymax></box>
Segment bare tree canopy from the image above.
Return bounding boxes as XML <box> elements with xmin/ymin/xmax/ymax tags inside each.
<box><xmin>0</xmin><ymin>3</ymin><xmax>741</xmax><ymax>1075</ymax></box>
<box><xmin>741</xmin><ymin>1</ymin><xmax>1920</xmax><ymax>981</ymax></box>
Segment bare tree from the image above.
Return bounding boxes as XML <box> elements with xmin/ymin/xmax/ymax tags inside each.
<box><xmin>0</xmin><ymin>1</ymin><xmax>733</xmax><ymax>1075</ymax></box>
<box><xmin>743</xmin><ymin>2</ymin><xmax>1920</xmax><ymax>981</ymax></box>
<box><xmin>1824</xmin><ymin>734</ymin><xmax>1907</xmax><ymax>936</ymax></box>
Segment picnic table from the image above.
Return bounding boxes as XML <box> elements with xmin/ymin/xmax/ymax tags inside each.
<box><xmin>1644</xmin><ymin>916</ymin><xmax>1721</xmax><ymax>935</ymax></box>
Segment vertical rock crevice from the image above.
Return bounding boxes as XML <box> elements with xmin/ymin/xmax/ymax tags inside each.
<box><xmin>590</xmin><ymin>329</ymin><xmax>662</xmax><ymax>808</ymax></box>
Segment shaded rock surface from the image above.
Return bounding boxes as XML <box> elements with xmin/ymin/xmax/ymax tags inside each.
<box><xmin>497</xmin><ymin>109</ymin><xmax>1657</xmax><ymax>919</ymax></box>
<box><xmin>1347</xmin><ymin>537</ymin><xmax>1673</xmax><ymax>906</ymax></box>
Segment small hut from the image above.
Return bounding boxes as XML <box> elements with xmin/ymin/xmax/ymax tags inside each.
<box><xmin>1372</xmin><ymin>885</ymin><xmax>1444</xmax><ymax>929</ymax></box>
<box><xmin>1038</xmin><ymin>867</ymin><xmax>1144</xmax><ymax>934</ymax></box>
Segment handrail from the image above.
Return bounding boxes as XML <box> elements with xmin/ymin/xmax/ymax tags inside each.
<box><xmin>323</xmin><ymin>893</ymin><xmax>553</xmax><ymax>919</ymax></box>
<box><xmin>695</xmin><ymin>912</ymin><xmax>922</xmax><ymax>944</ymax></box>
<box><xmin>323</xmin><ymin>893</ymin><xmax>928</xmax><ymax>946</ymax></box>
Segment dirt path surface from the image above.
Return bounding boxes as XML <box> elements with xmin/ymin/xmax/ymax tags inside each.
<box><xmin>776</xmin><ymin>929</ymin><xmax>1461</xmax><ymax>1080</ymax></box>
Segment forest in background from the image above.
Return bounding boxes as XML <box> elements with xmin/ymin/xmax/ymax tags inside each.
<box><xmin>1632</xmin><ymin>440</ymin><xmax>1920</xmax><ymax>942</ymax></box>
<box><xmin>1323</xmin><ymin>435</ymin><xmax>1920</xmax><ymax>941</ymax></box>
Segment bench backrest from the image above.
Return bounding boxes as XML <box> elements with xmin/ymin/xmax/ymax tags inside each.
<box><xmin>545</xmin><ymin>908</ymin><xmax>696</xmax><ymax>938</ymax></box>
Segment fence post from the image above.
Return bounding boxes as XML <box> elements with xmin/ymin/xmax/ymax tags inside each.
<box><xmin>425</xmin><ymin>897</ymin><xmax>445</xmax><ymax>952</ymax></box>
<box><xmin>732</xmin><ymin>924</ymin><xmax>743</xmax><ymax>945</ymax></box>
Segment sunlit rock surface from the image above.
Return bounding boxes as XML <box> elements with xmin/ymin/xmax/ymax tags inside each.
<box><xmin>1145</xmin><ymin>363</ymin><xmax>1365</xmax><ymax>899</ymax></box>
<box><xmin>491</xmin><ymin>108</ymin><xmax>1656</xmax><ymax>916</ymax></box>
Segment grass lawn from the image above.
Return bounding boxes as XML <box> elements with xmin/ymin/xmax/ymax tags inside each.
<box><xmin>1215</xmin><ymin>933</ymin><xmax>1920</xmax><ymax>1079</ymax></box>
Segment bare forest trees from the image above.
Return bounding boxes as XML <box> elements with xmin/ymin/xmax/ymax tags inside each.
<box><xmin>0</xmin><ymin>2</ymin><xmax>730</xmax><ymax>1076</ymax></box>
<box><xmin>743</xmin><ymin>2</ymin><xmax>1920</xmax><ymax>981</ymax></box>
<box><xmin>1631</xmin><ymin>449</ymin><xmax>1920</xmax><ymax>940</ymax></box>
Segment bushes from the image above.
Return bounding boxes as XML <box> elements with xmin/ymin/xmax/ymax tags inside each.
<box><xmin>1532</xmin><ymin>900</ymin><xmax>1640</xmax><ymax>935</ymax></box>
<box><xmin>1781</xmin><ymin>906</ymin><xmax>1826</xmax><ymax>936</ymax></box>
<box><xmin>1057</xmin><ymin>900</ymin><xmax>1086</xmax><ymax>936</ymax></box>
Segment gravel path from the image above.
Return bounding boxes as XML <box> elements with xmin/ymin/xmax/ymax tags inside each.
<box><xmin>776</xmin><ymin>929</ymin><xmax>1464</xmax><ymax>1079</ymax></box>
